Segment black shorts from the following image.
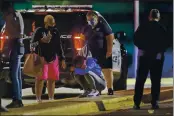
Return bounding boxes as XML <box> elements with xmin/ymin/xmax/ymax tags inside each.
<box><xmin>95</xmin><ymin>53</ymin><xmax>112</xmax><ymax>69</ymax></box>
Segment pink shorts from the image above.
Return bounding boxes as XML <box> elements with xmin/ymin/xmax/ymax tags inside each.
<box><xmin>37</xmin><ymin>57</ymin><xmax>59</xmax><ymax>81</ymax></box>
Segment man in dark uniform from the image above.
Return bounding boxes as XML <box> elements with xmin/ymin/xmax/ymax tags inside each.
<box><xmin>85</xmin><ymin>11</ymin><xmax>115</xmax><ymax>95</ymax></box>
<box><xmin>133</xmin><ymin>9</ymin><xmax>170</xmax><ymax>109</ymax></box>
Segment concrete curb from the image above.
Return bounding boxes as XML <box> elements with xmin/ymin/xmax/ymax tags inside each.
<box><xmin>2</xmin><ymin>88</ymin><xmax>173</xmax><ymax>115</ymax></box>
<box><xmin>142</xmin><ymin>89</ymin><xmax>173</xmax><ymax>103</ymax></box>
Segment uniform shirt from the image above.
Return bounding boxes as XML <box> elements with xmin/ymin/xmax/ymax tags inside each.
<box><xmin>31</xmin><ymin>27</ymin><xmax>65</xmax><ymax>63</ymax></box>
<box><xmin>134</xmin><ymin>21</ymin><xmax>168</xmax><ymax>54</ymax></box>
<box><xmin>74</xmin><ymin>57</ymin><xmax>103</xmax><ymax>79</ymax></box>
<box><xmin>84</xmin><ymin>17</ymin><xmax>113</xmax><ymax>57</ymax></box>
<box><xmin>4</xmin><ymin>11</ymin><xmax>24</xmax><ymax>39</ymax></box>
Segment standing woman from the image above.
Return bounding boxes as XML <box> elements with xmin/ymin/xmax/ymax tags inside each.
<box><xmin>31</xmin><ymin>15</ymin><xmax>66</xmax><ymax>102</ymax></box>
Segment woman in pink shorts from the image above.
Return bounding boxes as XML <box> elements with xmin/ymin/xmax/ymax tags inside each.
<box><xmin>31</xmin><ymin>15</ymin><xmax>66</xmax><ymax>102</ymax></box>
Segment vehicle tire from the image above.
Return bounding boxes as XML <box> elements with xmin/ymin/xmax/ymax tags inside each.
<box><xmin>113</xmin><ymin>48</ymin><xmax>128</xmax><ymax>91</ymax></box>
<box><xmin>32</xmin><ymin>86</ymin><xmax>46</xmax><ymax>95</ymax></box>
<box><xmin>113</xmin><ymin>70</ymin><xmax>127</xmax><ymax>91</ymax></box>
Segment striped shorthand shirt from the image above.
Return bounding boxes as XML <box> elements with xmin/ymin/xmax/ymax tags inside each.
<box><xmin>3</xmin><ymin>11</ymin><xmax>24</xmax><ymax>39</ymax></box>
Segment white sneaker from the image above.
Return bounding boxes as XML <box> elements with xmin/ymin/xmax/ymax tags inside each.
<box><xmin>49</xmin><ymin>98</ymin><xmax>54</xmax><ymax>101</ymax></box>
<box><xmin>87</xmin><ymin>90</ymin><xmax>99</xmax><ymax>97</ymax></box>
<box><xmin>36</xmin><ymin>99</ymin><xmax>42</xmax><ymax>103</ymax></box>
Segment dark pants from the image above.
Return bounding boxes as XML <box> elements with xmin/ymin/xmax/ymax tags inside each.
<box><xmin>134</xmin><ymin>53</ymin><xmax>164</xmax><ymax>106</ymax></box>
<box><xmin>9</xmin><ymin>38</ymin><xmax>24</xmax><ymax>101</ymax></box>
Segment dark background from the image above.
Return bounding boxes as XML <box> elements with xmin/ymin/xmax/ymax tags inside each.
<box><xmin>0</xmin><ymin>0</ymin><xmax>173</xmax><ymax>77</ymax></box>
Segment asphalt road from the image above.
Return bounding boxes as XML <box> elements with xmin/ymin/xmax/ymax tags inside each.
<box><xmin>94</xmin><ymin>101</ymin><xmax>173</xmax><ymax>116</ymax></box>
<box><xmin>2</xmin><ymin>78</ymin><xmax>173</xmax><ymax>107</ymax></box>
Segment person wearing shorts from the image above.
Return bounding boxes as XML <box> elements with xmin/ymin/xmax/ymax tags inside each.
<box><xmin>85</xmin><ymin>11</ymin><xmax>115</xmax><ymax>95</ymax></box>
<box><xmin>31</xmin><ymin>15</ymin><xmax>66</xmax><ymax>102</ymax></box>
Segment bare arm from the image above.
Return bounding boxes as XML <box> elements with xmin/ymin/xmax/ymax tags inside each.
<box><xmin>106</xmin><ymin>33</ymin><xmax>114</xmax><ymax>57</ymax></box>
<box><xmin>100</xmin><ymin>17</ymin><xmax>114</xmax><ymax>57</ymax></box>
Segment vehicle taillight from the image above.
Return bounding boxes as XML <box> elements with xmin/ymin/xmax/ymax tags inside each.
<box><xmin>74</xmin><ymin>36</ymin><xmax>81</xmax><ymax>39</ymax></box>
<box><xmin>73</xmin><ymin>34</ymin><xmax>85</xmax><ymax>51</ymax></box>
<box><xmin>0</xmin><ymin>35</ymin><xmax>6</xmax><ymax>51</ymax></box>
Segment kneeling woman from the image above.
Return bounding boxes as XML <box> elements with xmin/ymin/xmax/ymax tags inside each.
<box><xmin>31</xmin><ymin>15</ymin><xmax>66</xmax><ymax>102</ymax></box>
<box><xmin>73</xmin><ymin>56</ymin><xmax>106</xmax><ymax>97</ymax></box>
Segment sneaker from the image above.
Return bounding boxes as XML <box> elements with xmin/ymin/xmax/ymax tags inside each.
<box><xmin>6</xmin><ymin>100</ymin><xmax>24</xmax><ymax>108</ymax></box>
<box><xmin>36</xmin><ymin>99</ymin><xmax>42</xmax><ymax>103</ymax></box>
<box><xmin>87</xmin><ymin>90</ymin><xmax>100</xmax><ymax>97</ymax></box>
<box><xmin>79</xmin><ymin>90</ymin><xmax>90</xmax><ymax>98</ymax></box>
<box><xmin>49</xmin><ymin>98</ymin><xmax>54</xmax><ymax>101</ymax></box>
<box><xmin>108</xmin><ymin>88</ymin><xmax>114</xmax><ymax>95</ymax></box>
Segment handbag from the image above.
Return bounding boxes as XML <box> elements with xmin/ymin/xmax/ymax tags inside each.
<box><xmin>23</xmin><ymin>46</ymin><xmax>45</xmax><ymax>77</ymax></box>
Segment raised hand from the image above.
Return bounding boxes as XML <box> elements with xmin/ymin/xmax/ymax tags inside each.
<box><xmin>61</xmin><ymin>60</ymin><xmax>66</xmax><ymax>69</ymax></box>
<box><xmin>41</xmin><ymin>31</ymin><xmax>52</xmax><ymax>43</ymax></box>
<box><xmin>47</xmin><ymin>31</ymin><xmax>52</xmax><ymax>38</ymax></box>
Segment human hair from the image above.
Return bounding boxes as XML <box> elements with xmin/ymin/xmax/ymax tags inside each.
<box><xmin>44</xmin><ymin>15</ymin><xmax>54</xmax><ymax>23</ymax></box>
<box><xmin>1</xmin><ymin>2</ymin><xmax>13</xmax><ymax>13</ymax></box>
<box><xmin>86</xmin><ymin>10</ymin><xmax>98</xmax><ymax>18</ymax></box>
<box><xmin>73</xmin><ymin>56</ymin><xmax>85</xmax><ymax>68</ymax></box>
<box><xmin>44</xmin><ymin>15</ymin><xmax>55</xmax><ymax>27</ymax></box>
<box><xmin>149</xmin><ymin>9</ymin><xmax>160</xmax><ymax>19</ymax></box>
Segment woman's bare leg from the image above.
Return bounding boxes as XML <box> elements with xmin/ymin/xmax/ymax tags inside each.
<box><xmin>47</xmin><ymin>80</ymin><xmax>55</xmax><ymax>100</ymax></box>
<box><xmin>35</xmin><ymin>79</ymin><xmax>44</xmax><ymax>102</ymax></box>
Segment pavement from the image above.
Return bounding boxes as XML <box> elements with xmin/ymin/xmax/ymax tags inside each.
<box><xmin>93</xmin><ymin>100</ymin><xmax>173</xmax><ymax>116</ymax></box>
<box><xmin>127</xmin><ymin>78</ymin><xmax>173</xmax><ymax>89</ymax></box>
<box><xmin>2</xmin><ymin>78</ymin><xmax>173</xmax><ymax>106</ymax></box>
<box><xmin>1</xmin><ymin>78</ymin><xmax>173</xmax><ymax>115</ymax></box>
<box><xmin>1</xmin><ymin>87</ymin><xmax>173</xmax><ymax>115</ymax></box>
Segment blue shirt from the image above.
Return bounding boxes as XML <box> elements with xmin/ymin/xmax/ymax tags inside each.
<box><xmin>74</xmin><ymin>57</ymin><xmax>102</xmax><ymax>77</ymax></box>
